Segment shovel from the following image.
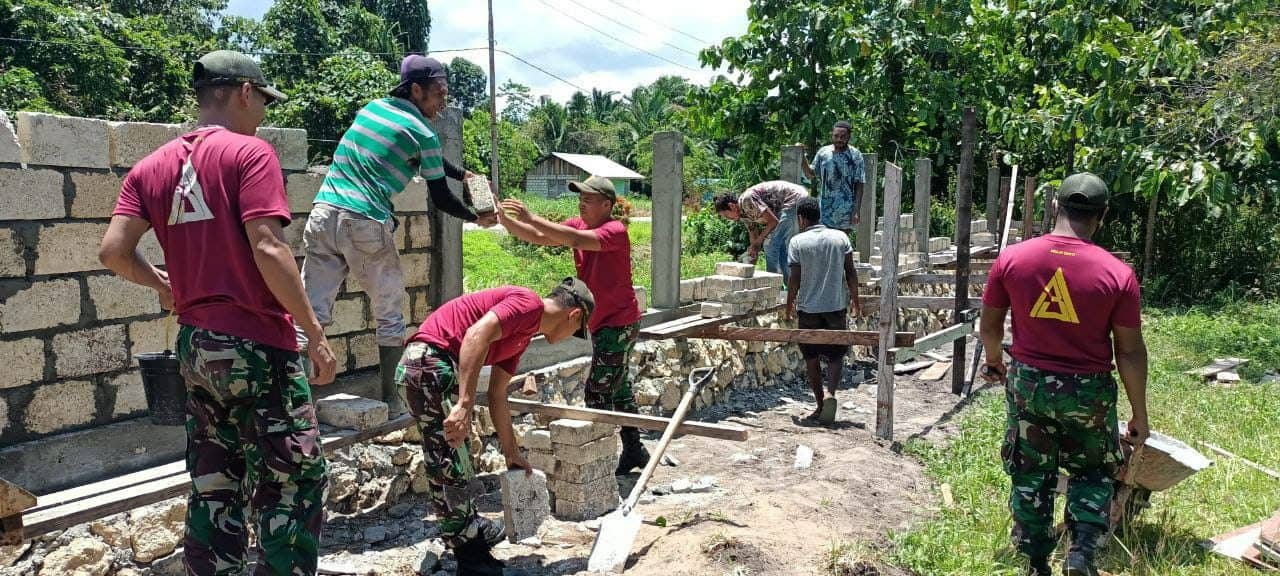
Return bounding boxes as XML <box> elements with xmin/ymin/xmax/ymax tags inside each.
<box><xmin>587</xmin><ymin>359</ymin><xmax>727</xmax><ymax>572</ymax></box>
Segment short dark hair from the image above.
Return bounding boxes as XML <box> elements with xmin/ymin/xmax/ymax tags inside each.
<box><xmin>796</xmin><ymin>197</ymin><xmax>820</xmax><ymax>223</ymax></box>
<box><xmin>1058</xmin><ymin>202</ymin><xmax>1104</xmax><ymax>223</ymax></box>
<box><xmin>195</xmin><ymin>85</ymin><xmax>233</xmax><ymax>107</ymax></box>
<box><xmin>833</xmin><ymin>121</ymin><xmax>851</xmax><ymax>132</ymax></box>
<box><xmin>713</xmin><ymin>193</ymin><xmax>738</xmax><ymax>212</ymax></box>
<box><xmin>390</xmin><ymin>77</ymin><xmax>444</xmax><ymax>100</ymax></box>
<box><xmin>546</xmin><ymin>285</ymin><xmax>579</xmax><ymax>310</ymax></box>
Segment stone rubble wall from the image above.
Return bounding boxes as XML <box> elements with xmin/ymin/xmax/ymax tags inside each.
<box><xmin>0</xmin><ymin>111</ymin><xmax>436</xmax><ymax>447</ymax></box>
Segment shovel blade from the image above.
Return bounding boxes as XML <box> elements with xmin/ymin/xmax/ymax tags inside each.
<box><xmin>587</xmin><ymin>509</ymin><xmax>644</xmax><ymax>573</ymax></box>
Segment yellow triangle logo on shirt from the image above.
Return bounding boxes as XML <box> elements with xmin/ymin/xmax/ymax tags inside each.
<box><xmin>1030</xmin><ymin>267</ymin><xmax>1080</xmax><ymax>324</ymax></box>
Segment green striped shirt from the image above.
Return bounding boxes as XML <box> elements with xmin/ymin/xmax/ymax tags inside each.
<box><xmin>314</xmin><ymin>98</ymin><xmax>445</xmax><ymax>222</ymax></box>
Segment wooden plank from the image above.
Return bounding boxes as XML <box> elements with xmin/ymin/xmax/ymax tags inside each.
<box><xmin>638</xmin><ymin>305</ymin><xmax>784</xmax><ymax>340</ymax></box>
<box><xmin>892</xmin><ymin>320</ymin><xmax>976</xmax><ymax>362</ymax></box>
<box><xmin>687</xmin><ymin>325</ymin><xmax>914</xmax><ymax>347</ymax></box>
<box><xmin>877</xmin><ymin>162</ymin><xmax>904</xmax><ymax>440</ymax></box>
<box><xmin>900</xmin><ymin>273</ymin><xmax>989</xmax><ymax>285</ymax></box>
<box><xmin>499</xmin><ymin>398</ymin><xmax>748</xmax><ymax>442</ymax></box>
<box><xmin>0</xmin><ymin>479</ymin><xmax>36</xmax><ymax>518</ymax></box>
<box><xmin>921</xmin><ymin>361</ymin><xmax>953</xmax><ymax>381</ymax></box>
<box><xmin>952</xmin><ymin>106</ymin><xmax>977</xmax><ymax>394</ymax></box>
<box><xmin>858</xmin><ymin>154</ymin><xmax>879</xmax><ymax>263</ymax></box>
<box><xmin>999</xmin><ymin>166</ymin><xmax>1019</xmax><ymax>251</ymax></box>
<box><xmin>25</xmin><ymin>474</ymin><xmax>190</xmax><ymax>538</ymax></box>
<box><xmin>935</xmin><ymin>259</ymin><xmax>996</xmax><ymax>272</ymax></box>
<box><xmin>1185</xmin><ymin>358</ymin><xmax>1250</xmax><ymax>379</ymax></box>
<box><xmin>1021</xmin><ymin>175</ymin><xmax>1036</xmax><ymax>242</ymax></box>
<box><xmin>894</xmin><ymin>360</ymin><xmax>933</xmax><ymax>374</ymax></box>
<box><xmin>30</xmin><ymin>461</ymin><xmax>187</xmax><ymax>515</ymax></box>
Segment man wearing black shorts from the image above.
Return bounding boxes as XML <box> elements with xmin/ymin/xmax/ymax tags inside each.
<box><xmin>784</xmin><ymin>197</ymin><xmax>862</xmax><ymax>424</ymax></box>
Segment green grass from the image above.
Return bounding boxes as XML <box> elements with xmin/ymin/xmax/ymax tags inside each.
<box><xmin>501</xmin><ymin>190</ymin><xmax>653</xmax><ymax>221</ymax></box>
<box><xmin>889</xmin><ymin>301</ymin><xmax>1280</xmax><ymax>576</ymax></box>
<box><xmin>462</xmin><ymin>220</ymin><xmax>727</xmax><ymax>293</ymax></box>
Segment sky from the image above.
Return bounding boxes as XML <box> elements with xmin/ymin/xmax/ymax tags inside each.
<box><xmin>225</xmin><ymin>0</ymin><xmax>750</xmax><ymax>103</ymax></box>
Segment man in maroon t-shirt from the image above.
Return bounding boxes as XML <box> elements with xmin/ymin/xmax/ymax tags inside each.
<box><xmin>98</xmin><ymin>51</ymin><xmax>337</xmax><ymax>575</ymax></box>
<box><xmin>979</xmin><ymin>172</ymin><xmax>1149</xmax><ymax>576</ymax></box>
<box><xmin>497</xmin><ymin>175</ymin><xmax>651</xmax><ymax>475</ymax></box>
<box><xmin>398</xmin><ymin>278</ymin><xmax>594</xmax><ymax>574</ymax></box>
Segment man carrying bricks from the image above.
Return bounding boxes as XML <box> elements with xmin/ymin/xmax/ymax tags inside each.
<box><xmin>399</xmin><ymin>278</ymin><xmax>594</xmax><ymax>575</ymax></box>
<box><xmin>784</xmin><ymin>198</ymin><xmax>862</xmax><ymax>425</ymax></box>
<box><xmin>496</xmin><ymin>175</ymin><xmax>650</xmax><ymax>475</ymax></box>
<box><xmin>715</xmin><ymin>180</ymin><xmax>807</xmax><ymax>275</ymax></box>
<box><xmin>299</xmin><ymin>54</ymin><xmax>496</xmax><ymax>419</ymax></box>
<box><xmin>98</xmin><ymin>50</ymin><xmax>337</xmax><ymax>575</ymax></box>
<box><xmin>802</xmin><ymin>120</ymin><xmax>866</xmax><ymax>232</ymax></box>
<box><xmin>979</xmin><ymin>173</ymin><xmax>1149</xmax><ymax>576</ymax></box>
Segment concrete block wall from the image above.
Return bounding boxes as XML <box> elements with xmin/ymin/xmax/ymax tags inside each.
<box><xmin>0</xmin><ymin>111</ymin><xmax>435</xmax><ymax>447</ymax></box>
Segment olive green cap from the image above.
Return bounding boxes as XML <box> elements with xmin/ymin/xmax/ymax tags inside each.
<box><xmin>192</xmin><ymin>50</ymin><xmax>287</xmax><ymax>103</ymax></box>
<box><xmin>1056</xmin><ymin>172</ymin><xmax>1109</xmax><ymax>211</ymax></box>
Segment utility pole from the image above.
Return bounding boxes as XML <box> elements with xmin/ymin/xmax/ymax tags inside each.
<box><xmin>487</xmin><ymin>0</ymin><xmax>501</xmax><ymax>196</ymax></box>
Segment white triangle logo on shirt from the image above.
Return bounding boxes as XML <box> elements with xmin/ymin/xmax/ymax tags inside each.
<box><xmin>168</xmin><ymin>155</ymin><xmax>215</xmax><ymax>225</ymax></box>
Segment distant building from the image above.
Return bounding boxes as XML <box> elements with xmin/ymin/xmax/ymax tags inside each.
<box><xmin>524</xmin><ymin>153</ymin><xmax>644</xmax><ymax>198</ymax></box>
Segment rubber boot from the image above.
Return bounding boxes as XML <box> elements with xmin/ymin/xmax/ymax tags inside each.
<box><xmin>454</xmin><ymin>517</ymin><xmax>506</xmax><ymax>576</ymax></box>
<box><xmin>615</xmin><ymin>427</ymin><xmax>650</xmax><ymax>475</ymax></box>
<box><xmin>1029</xmin><ymin>557</ymin><xmax>1053</xmax><ymax>576</ymax></box>
<box><xmin>1063</xmin><ymin>523</ymin><xmax>1103</xmax><ymax>576</ymax></box>
<box><xmin>379</xmin><ymin>345</ymin><xmax>407</xmax><ymax>419</ymax></box>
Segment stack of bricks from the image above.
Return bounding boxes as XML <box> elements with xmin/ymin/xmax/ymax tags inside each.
<box><xmin>696</xmin><ymin>263</ymin><xmax>783</xmax><ymax>317</ymax></box>
<box><xmin>0</xmin><ymin>110</ymin><xmax>448</xmax><ymax>447</ymax></box>
<box><xmin>547</xmin><ymin>419</ymin><xmax>620</xmax><ymax>521</ymax></box>
<box><xmin>971</xmin><ymin>218</ymin><xmax>995</xmax><ymax>247</ymax></box>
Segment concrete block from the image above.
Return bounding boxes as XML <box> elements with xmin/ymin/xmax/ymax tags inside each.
<box><xmin>68</xmin><ymin>171</ymin><xmax>124</xmax><ymax>218</ymax></box>
<box><xmin>714</xmin><ymin>262</ymin><xmax>755</xmax><ymax>278</ymax></box>
<box><xmin>971</xmin><ymin>219</ymin><xmax>987</xmax><ymax>233</ymax></box>
<box><xmin>392</xmin><ymin>178</ymin><xmax>429</xmax><ymax>213</ymax></box>
<box><xmin>0</xmin><ymin>228</ymin><xmax>26</xmax><ymax>278</ymax></box>
<box><xmin>88</xmin><ymin>274</ymin><xmax>161</xmax><ymax>320</ymax></box>
<box><xmin>519</xmin><ymin>428</ymin><xmax>552</xmax><ymax>451</ymax></box>
<box><xmin>0</xmin><ymin>110</ymin><xmax>21</xmax><ymax>164</ymax></box>
<box><xmin>0</xmin><ymin>168</ymin><xmax>64</xmax><ymax>220</ymax></box>
<box><xmin>24</xmin><ymin>379</ymin><xmax>97</xmax><ymax>434</ymax></box>
<box><xmin>717</xmin><ymin>302</ymin><xmax>749</xmax><ymax>316</ymax></box>
<box><xmin>286</xmin><ymin>171</ymin><xmax>323</xmax><ymax>213</ymax></box>
<box><xmin>526</xmin><ymin>450</ymin><xmax>556</xmax><ymax>474</ymax></box>
<box><xmin>899</xmin><ymin>213</ymin><xmax>914</xmax><ymax>230</ymax></box>
<box><xmin>753</xmin><ymin>271</ymin><xmax>784</xmax><ymax>289</ymax></box>
<box><xmin>550</xmin><ymin>473</ymin><xmax>618</xmax><ymax>503</ymax></box>
<box><xmin>930</xmin><ymin>253</ymin><xmax>952</xmax><ymax>265</ymax></box>
<box><xmin>282</xmin><ymin>219</ymin><xmax>306</xmax><ymax>253</ymax></box>
<box><xmin>316</xmin><ymin>393</ymin><xmax>388</xmax><ymax>430</ymax></box>
<box><xmin>348</xmin><ymin>332</ymin><xmax>378</xmax><ymax>369</ymax></box>
<box><xmin>329</xmin><ymin>335</ymin><xmax>350</xmax><ymax>372</ymax></box>
<box><xmin>128</xmin><ymin>317</ymin><xmax>172</xmax><ymax>355</ymax></box>
<box><xmin>973</xmin><ymin>232</ymin><xmax>995</xmax><ymax>246</ymax></box>
<box><xmin>109</xmin><ymin>121</ymin><xmax>184</xmax><ymax>168</ymax></box>
<box><xmin>109</xmin><ymin>370</ymin><xmax>147</xmax><ymax>417</ymax></box>
<box><xmin>500</xmin><ymin>469</ymin><xmax>550</xmax><ymax>542</ymax></box>
<box><xmin>401</xmin><ymin>253</ymin><xmax>430</xmax><ymax>288</ymax></box>
<box><xmin>0</xmin><ymin>337</ymin><xmax>45</xmax><ymax>390</ymax></box>
<box><xmin>0</xmin><ymin>278</ymin><xmax>80</xmax><ymax>333</ymax></box>
<box><xmin>324</xmin><ymin>297</ymin><xmax>367</xmax><ymax>336</ymax></box>
<box><xmin>552</xmin><ymin>434</ymin><xmax>618</xmax><ymax>466</ymax></box>
<box><xmin>17</xmin><ymin>112</ymin><xmax>111</xmax><ymax>168</ymax></box>
<box><xmin>405</xmin><ymin>214</ymin><xmax>432</xmax><ymax>249</ymax></box>
<box><xmin>553</xmin><ymin>456</ymin><xmax>617</xmax><ymax>484</ymax></box>
<box><xmin>700</xmin><ymin>302</ymin><xmax>723</xmax><ymax>318</ymax></box>
<box><xmin>703</xmin><ymin>274</ymin><xmax>750</xmax><ymax>293</ymax></box>
<box><xmin>255</xmin><ymin>127</ymin><xmax>308</xmax><ymax>170</ymax></box>
<box><xmin>929</xmin><ymin>237</ymin><xmax>950</xmax><ymax>252</ymax></box>
<box><xmin>35</xmin><ymin>222</ymin><xmax>108</xmax><ymax>275</ymax></box>
<box><xmin>53</xmin><ymin>325</ymin><xmax>129</xmax><ymax>378</ymax></box>
<box><xmin>679</xmin><ymin>278</ymin><xmax>704</xmax><ymax>303</ymax></box>
<box><xmin>634</xmin><ymin>285</ymin><xmax>647</xmax><ymax>312</ymax></box>
<box><xmin>138</xmin><ymin>229</ymin><xmax>165</xmax><ymax>265</ymax></box>
<box><xmin>554</xmin><ymin>495</ymin><xmax>618</xmax><ymax>521</ymax></box>
<box><xmin>550</xmin><ymin>419</ymin><xmax>614</xmax><ymax>447</ymax></box>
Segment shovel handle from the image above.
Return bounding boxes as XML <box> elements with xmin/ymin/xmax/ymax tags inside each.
<box><xmin>620</xmin><ymin>359</ymin><xmax>727</xmax><ymax>512</ymax></box>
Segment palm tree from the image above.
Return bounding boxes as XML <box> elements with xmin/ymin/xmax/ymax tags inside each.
<box><xmin>567</xmin><ymin>91</ymin><xmax>590</xmax><ymax>123</ymax></box>
<box><xmin>590</xmin><ymin>88</ymin><xmax>619</xmax><ymax>123</ymax></box>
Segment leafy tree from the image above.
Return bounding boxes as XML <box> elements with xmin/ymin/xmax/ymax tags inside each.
<box><xmin>567</xmin><ymin>91</ymin><xmax>590</xmax><ymax>123</ymax></box>
<box><xmin>446</xmin><ymin>57</ymin><xmax>487</xmax><ymax>115</ymax></box>
<box><xmin>362</xmin><ymin>0</ymin><xmax>429</xmax><ymax>54</ymax></box>
<box><xmin>498</xmin><ymin>79</ymin><xmax>534</xmax><ymax>123</ymax></box>
<box><xmin>590</xmin><ymin>88</ymin><xmax>619</xmax><ymax>123</ymax></box>
<box><xmin>462</xmin><ymin>108</ymin><xmax>541</xmax><ymax>192</ymax></box>
<box><xmin>269</xmin><ymin>49</ymin><xmax>397</xmax><ymax>162</ymax></box>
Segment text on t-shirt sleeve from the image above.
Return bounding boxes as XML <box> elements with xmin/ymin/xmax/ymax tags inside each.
<box><xmin>238</xmin><ymin>140</ymin><xmax>292</xmax><ymax>224</ymax></box>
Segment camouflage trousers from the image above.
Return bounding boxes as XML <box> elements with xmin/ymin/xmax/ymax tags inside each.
<box><xmin>1002</xmin><ymin>359</ymin><xmax>1124</xmax><ymax>559</ymax></box>
<box><xmin>584</xmin><ymin>324</ymin><xmax>639</xmax><ymax>413</ymax></box>
<box><xmin>396</xmin><ymin>342</ymin><xmax>484</xmax><ymax>548</ymax></box>
<box><xmin>176</xmin><ymin>326</ymin><xmax>328</xmax><ymax>576</ymax></box>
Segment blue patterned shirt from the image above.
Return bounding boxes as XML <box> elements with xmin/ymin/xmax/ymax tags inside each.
<box><xmin>810</xmin><ymin>145</ymin><xmax>865</xmax><ymax>231</ymax></box>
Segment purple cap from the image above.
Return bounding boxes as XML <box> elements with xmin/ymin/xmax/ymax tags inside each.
<box><xmin>397</xmin><ymin>55</ymin><xmax>446</xmax><ymax>90</ymax></box>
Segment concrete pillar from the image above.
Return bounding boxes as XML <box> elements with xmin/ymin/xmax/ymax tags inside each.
<box><xmin>857</xmin><ymin>153</ymin><xmax>878</xmax><ymax>262</ymax></box>
<box><xmin>913</xmin><ymin>157</ymin><xmax>931</xmax><ymax>257</ymax></box>
<box><xmin>781</xmin><ymin>145</ymin><xmax>805</xmax><ymax>185</ymax></box>
<box><xmin>428</xmin><ymin>107</ymin><xmax>465</xmax><ymax>307</ymax></box>
<box><xmin>651</xmin><ymin>131</ymin><xmax>683</xmax><ymax>309</ymax></box>
<box><xmin>985</xmin><ymin>165</ymin><xmax>1000</xmax><ymax>221</ymax></box>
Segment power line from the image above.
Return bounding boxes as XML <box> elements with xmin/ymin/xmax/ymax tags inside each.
<box><xmin>495</xmin><ymin>48</ymin><xmax>587</xmax><ymax>92</ymax></box>
<box><xmin>530</xmin><ymin>0</ymin><xmax>701</xmax><ymax>73</ymax></box>
<box><xmin>0</xmin><ymin>36</ymin><xmax>487</xmax><ymax>58</ymax></box>
<box><xmin>555</xmin><ymin>0</ymin><xmax>702</xmax><ymax>58</ymax></box>
<box><xmin>597</xmin><ymin>0</ymin><xmax>713</xmax><ymax>47</ymax></box>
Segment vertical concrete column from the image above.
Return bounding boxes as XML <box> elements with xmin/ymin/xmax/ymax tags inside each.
<box><xmin>651</xmin><ymin>131</ymin><xmax>683</xmax><ymax>309</ymax></box>
<box><xmin>428</xmin><ymin>107</ymin><xmax>465</xmax><ymax>307</ymax></box>
<box><xmin>857</xmin><ymin>153</ymin><xmax>878</xmax><ymax>262</ymax></box>
<box><xmin>913</xmin><ymin>157</ymin><xmax>932</xmax><ymax>254</ymax></box>
<box><xmin>780</xmin><ymin>145</ymin><xmax>805</xmax><ymax>185</ymax></box>
<box><xmin>985</xmin><ymin>165</ymin><xmax>1000</xmax><ymax>221</ymax></box>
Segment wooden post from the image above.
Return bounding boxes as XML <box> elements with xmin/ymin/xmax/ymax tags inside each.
<box><xmin>1021</xmin><ymin>175</ymin><xmax>1036</xmax><ymax>243</ymax></box>
<box><xmin>857</xmin><ymin>153</ymin><xmax>878</xmax><ymax>262</ymax></box>
<box><xmin>914</xmin><ymin>157</ymin><xmax>932</xmax><ymax>261</ymax></box>
<box><xmin>951</xmin><ymin>107</ymin><xmax>976</xmax><ymax>395</ymax></box>
<box><xmin>986</xmin><ymin>166</ymin><xmax>1000</xmax><ymax>221</ymax></box>
<box><xmin>486</xmin><ymin>0</ymin><xmax>501</xmax><ymax>197</ymax></box>
<box><xmin>996</xmin><ymin>176</ymin><xmax>1011</xmax><ymax>240</ymax></box>
<box><xmin>999</xmin><ymin>166</ymin><xmax>1019</xmax><ymax>252</ymax></box>
<box><xmin>1040</xmin><ymin>185</ymin><xmax>1055</xmax><ymax>237</ymax></box>
<box><xmin>877</xmin><ymin>162</ymin><xmax>904</xmax><ymax>440</ymax></box>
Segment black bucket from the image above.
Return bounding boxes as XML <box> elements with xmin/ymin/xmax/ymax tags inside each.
<box><xmin>136</xmin><ymin>351</ymin><xmax>187</xmax><ymax>426</ymax></box>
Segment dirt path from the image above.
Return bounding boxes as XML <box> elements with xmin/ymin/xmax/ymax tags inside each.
<box><xmin>318</xmin><ymin>349</ymin><xmax>996</xmax><ymax>576</ymax></box>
